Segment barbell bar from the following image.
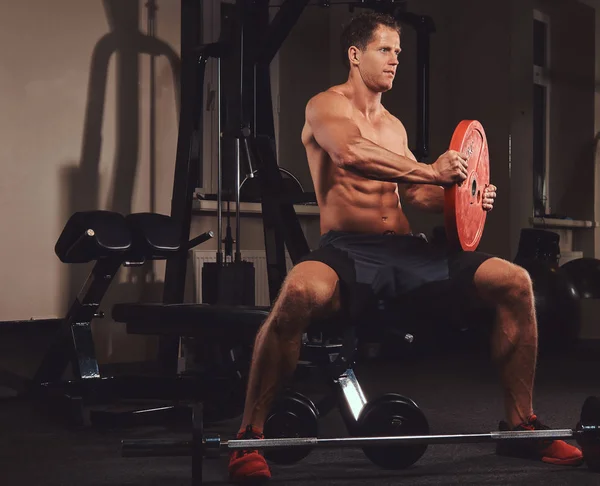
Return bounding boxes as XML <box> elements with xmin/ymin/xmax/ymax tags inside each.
<box><xmin>123</xmin><ymin>428</ymin><xmax>581</xmax><ymax>458</ymax></box>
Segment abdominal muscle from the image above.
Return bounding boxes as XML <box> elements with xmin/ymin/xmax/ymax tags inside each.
<box><xmin>307</xmin><ymin>147</ymin><xmax>412</xmax><ymax>236</ymax></box>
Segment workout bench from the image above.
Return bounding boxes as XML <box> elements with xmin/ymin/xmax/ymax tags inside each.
<box><xmin>30</xmin><ymin>210</ymin><xmax>213</xmax><ymax>427</ymax></box>
<box><xmin>34</xmin><ymin>209</ymin><xmax>413</xmax><ymax>431</ymax></box>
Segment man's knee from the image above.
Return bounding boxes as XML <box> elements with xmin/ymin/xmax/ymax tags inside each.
<box><xmin>503</xmin><ymin>264</ymin><xmax>534</xmax><ymax>305</ymax></box>
<box><xmin>476</xmin><ymin>258</ymin><xmax>534</xmax><ymax>306</ymax></box>
<box><xmin>269</xmin><ymin>261</ymin><xmax>341</xmax><ymax>334</ymax></box>
<box><xmin>282</xmin><ymin>261</ymin><xmax>340</xmax><ymax>312</ymax></box>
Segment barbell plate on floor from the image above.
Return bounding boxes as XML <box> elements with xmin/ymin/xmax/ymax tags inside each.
<box><xmin>578</xmin><ymin>395</ymin><xmax>600</xmax><ymax>472</ymax></box>
<box><xmin>444</xmin><ymin>119</ymin><xmax>490</xmax><ymax>252</ymax></box>
<box><xmin>263</xmin><ymin>391</ymin><xmax>319</xmax><ymax>464</ymax></box>
<box><xmin>356</xmin><ymin>394</ymin><xmax>429</xmax><ymax>469</ymax></box>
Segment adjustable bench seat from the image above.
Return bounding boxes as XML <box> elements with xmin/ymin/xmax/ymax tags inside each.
<box><xmin>113</xmin><ymin>303</ymin><xmax>270</xmax><ymax>342</ymax></box>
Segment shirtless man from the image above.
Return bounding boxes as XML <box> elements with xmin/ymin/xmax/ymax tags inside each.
<box><xmin>228</xmin><ymin>11</ymin><xmax>583</xmax><ymax>483</ymax></box>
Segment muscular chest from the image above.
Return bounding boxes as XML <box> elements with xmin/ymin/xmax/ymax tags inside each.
<box><xmin>355</xmin><ymin>116</ymin><xmax>406</xmax><ymax>156</ymax></box>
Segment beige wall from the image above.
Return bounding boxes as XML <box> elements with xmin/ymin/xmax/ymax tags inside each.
<box><xmin>0</xmin><ymin>0</ymin><xmax>181</xmax><ymax>362</ymax></box>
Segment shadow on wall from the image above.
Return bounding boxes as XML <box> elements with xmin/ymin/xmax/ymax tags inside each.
<box><xmin>57</xmin><ymin>0</ymin><xmax>181</xmax><ymax>363</ymax></box>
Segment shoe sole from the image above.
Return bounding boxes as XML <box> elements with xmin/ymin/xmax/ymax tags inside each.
<box><xmin>542</xmin><ymin>456</ymin><xmax>584</xmax><ymax>466</ymax></box>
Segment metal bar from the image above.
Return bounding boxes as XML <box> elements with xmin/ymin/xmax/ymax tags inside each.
<box><xmin>243</xmin><ymin>137</ymin><xmax>256</xmax><ymax>174</ymax></box>
<box><xmin>33</xmin><ymin>257</ymin><xmax>122</xmax><ymax>384</ymax></box>
<box><xmin>253</xmin><ymin>136</ymin><xmax>311</xmax><ymax>264</ymax></box>
<box><xmin>226</xmin><ymin>429</ymin><xmax>577</xmax><ymax>450</ymax></box>
<box><xmin>235</xmin><ymin>137</ymin><xmax>242</xmax><ymax>262</ymax></box>
<box><xmin>122</xmin><ymin>428</ymin><xmax>581</xmax><ymax>458</ymax></box>
<box><xmin>187</xmin><ymin>231</ymin><xmax>214</xmax><ymax>251</ymax></box>
<box><xmin>256</xmin><ymin>0</ymin><xmax>311</xmax><ymax>65</ymax></box>
<box><xmin>337</xmin><ymin>369</ymin><xmax>367</xmax><ymax>421</ymax></box>
<box><xmin>415</xmin><ymin>20</ymin><xmax>430</xmax><ymax>161</ymax></box>
<box><xmin>147</xmin><ymin>0</ymin><xmax>157</xmax><ymax>214</ymax></box>
<box><xmin>216</xmin><ymin>56</ymin><xmax>223</xmax><ymax>264</ymax></box>
<box><xmin>160</xmin><ymin>0</ymin><xmax>204</xmax><ymax>375</ymax></box>
<box><xmin>254</xmin><ymin>0</ymin><xmax>275</xmax><ymax>140</ymax></box>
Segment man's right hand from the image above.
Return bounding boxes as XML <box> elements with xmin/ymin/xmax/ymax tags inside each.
<box><xmin>431</xmin><ymin>150</ymin><xmax>469</xmax><ymax>186</ymax></box>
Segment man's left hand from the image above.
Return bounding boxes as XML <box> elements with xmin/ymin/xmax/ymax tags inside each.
<box><xmin>483</xmin><ymin>184</ymin><xmax>497</xmax><ymax>211</ymax></box>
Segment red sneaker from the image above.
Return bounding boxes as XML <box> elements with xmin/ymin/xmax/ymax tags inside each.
<box><xmin>228</xmin><ymin>425</ymin><xmax>272</xmax><ymax>484</ymax></box>
<box><xmin>496</xmin><ymin>414</ymin><xmax>584</xmax><ymax>466</ymax></box>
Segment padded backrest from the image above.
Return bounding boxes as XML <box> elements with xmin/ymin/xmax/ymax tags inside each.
<box><xmin>125</xmin><ymin>212</ymin><xmax>181</xmax><ymax>261</ymax></box>
<box><xmin>55</xmin><ymin>211</ymin><xmax>131</xmax><ymax>263</ymax></box>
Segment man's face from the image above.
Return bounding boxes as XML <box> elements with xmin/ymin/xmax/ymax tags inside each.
<box><xmin>354</xmin><ymin>25</ymin><xmax>401</xmax><ymax>92</ymax></box>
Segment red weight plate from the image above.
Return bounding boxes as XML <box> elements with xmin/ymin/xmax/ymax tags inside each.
<box><xmin>444</xmin><ymin>120</ymin><xmax>490</xmax><ymax>251</ymax></box>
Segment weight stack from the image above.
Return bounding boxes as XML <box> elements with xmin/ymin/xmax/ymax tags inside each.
<box><xmin>201</xmin><ymin>261</ymin><xmax>255</xmax><ymax>306</ymax></box>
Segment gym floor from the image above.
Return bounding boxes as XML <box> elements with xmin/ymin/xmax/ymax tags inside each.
<box><xmin>1</xmin><ymin>345</ymin><xmax>599</xmax><ymax>486</ymax></box>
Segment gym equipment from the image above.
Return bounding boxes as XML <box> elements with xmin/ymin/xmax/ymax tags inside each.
<box><xmin>121</xmin><ymin>395</ymin><xmax>600</xmax><ymax>485</ymax></box>
<box><xmin>444</xmin><ymin>120</ymin><xmax>490</xmax><ymax>252</ymax></box>
<box><xmin>201</xmin><ymin>52</ymin><xmax>255</xmax><ymax>306</ymax></box>
<box><xmin>31</xmin><ymin>210</ymin><xmax>221</xmax><ymax>427</ymax></box>
<box><xmin>514</xmin><ymin>228</ymin><xmax>561</xmax><ymax>269</ymax></box>
<box><xmin>239</xmin><ymin>167</ymin><xmax>307</xmax><ymax>203</ymax></box>
<box><xmin>559</xmin><ymin>257</ymin><xmax>600</xmax><ymax>299</ymax></box>
<box><xmin>263</xmin><ymin>390</ymin><xmax>320</xmax><ymax>464</ymax></box>
<box><xmin>355</xmin><ymin>393</ymin><xmax>429</xmax><ymax>469</ymax></box>
<box><xmin>517</xmin><ymin>259</ymin><xmax>581</xmax><ymax>351</ymax></box>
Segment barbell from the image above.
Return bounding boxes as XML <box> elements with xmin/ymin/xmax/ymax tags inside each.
<box><xmin>122</xmin><ymin>395</ymin><xmax>600</xmax><ymax>485</ymax></box>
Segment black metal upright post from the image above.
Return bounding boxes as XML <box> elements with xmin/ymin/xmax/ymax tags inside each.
<box><xmin>413</xmin><ymin>16</ymin><xmax>435</xmax><ymax>162</ymax></box>
<box><xmin>391</xmin><ymin>12</ymin><xmax>435</xmax><ymax>161</ymax></box>
<box><xmin>246</xmin><ymin>0</ymin><xmax>311</xmax><ymax>302</ymax></box>
<box><xmin>160</xmin><ymin>0</ymin><xmax>203</xmax><ymax>374</ymax></box>
<box><xmin>33</xmin><ymin>257</ymin><xmax>123</xmax><ymax>385</ymax></box>
<box><xmin>253</xmin><ymin>0</ymin><xmax>274</xmax><ymax>140</ymax></box>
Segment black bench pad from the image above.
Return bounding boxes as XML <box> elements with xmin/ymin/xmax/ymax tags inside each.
<box><xmin>55</xmin><ymin>210</ymin><xmax>131</xmax><ymax>263</ymax></box>
<box><xmin>112</xmin><ymin>303</ymin><xmax>270</xmax><ymax>341</ymax></box>
<box><xmin>125</xmin><ymin>213</ymin><xmax>180</xmax><ymax>259</ymax></box>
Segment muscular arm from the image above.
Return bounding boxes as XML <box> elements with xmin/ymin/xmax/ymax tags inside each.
<box><xmin>306</xmin><ymin>91</ymin><xmax>438</xmax><ymax>184</ymax></box>
<box><xmin>402</xmin><ymin>143</ymin><xmax>446</xmax><ymax>214</ymax></box>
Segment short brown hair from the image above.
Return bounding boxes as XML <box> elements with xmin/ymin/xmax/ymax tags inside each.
<box><xmin>340</xmin><ymin>12</ymin><xmax>401</xmax><ymax>69</ymax></box>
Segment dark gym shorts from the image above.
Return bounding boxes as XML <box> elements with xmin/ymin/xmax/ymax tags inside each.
<box><xmin>298</xmin><ymin>230</ymin><xmax>495</xmax><ymax>326</ymax></box>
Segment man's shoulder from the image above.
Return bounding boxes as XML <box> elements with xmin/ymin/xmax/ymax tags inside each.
<box><xmin>307</xmin><ymin>87</ymin><xmax>350</xmax><ymax>110</ymax></box>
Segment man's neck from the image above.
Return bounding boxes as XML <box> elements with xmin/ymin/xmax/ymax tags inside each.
<box><xmin>345</xmin><ymin>76</ymin><xmax>383</xmax><ymax>119</ymax></box>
